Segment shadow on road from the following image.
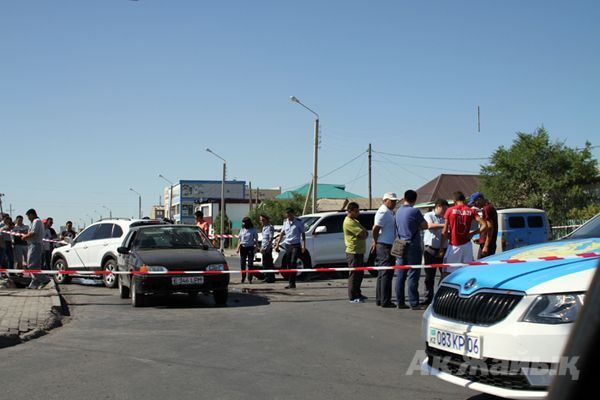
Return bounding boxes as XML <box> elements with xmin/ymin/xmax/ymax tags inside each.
<box><xmin>143</xmin><ymin>291</ymin><xmax>270</xmax><ymax>309</ymax></box>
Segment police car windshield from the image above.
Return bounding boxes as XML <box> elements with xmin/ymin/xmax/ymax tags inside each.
<box><xmin>566</xmin><ymin>214</ymin><xmax>600</xmax><ymax>239</ymax></box>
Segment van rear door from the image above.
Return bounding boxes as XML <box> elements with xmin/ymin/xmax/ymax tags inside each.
<box><xmin>502</xmin><ymin>213</ymin><xmax>549</xmax><ymax>250</ymax></box>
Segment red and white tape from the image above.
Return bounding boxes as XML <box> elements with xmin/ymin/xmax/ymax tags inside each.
<box><xmin>1</xmin><ymin>230</ymin><xmax>68</xmax><ymax>245</ymax></box>
<box><xmin>1</xmin><ymin>252</ymin><xmax>598</xmax><ymax>276</ymax></box>
<box><xmin>208</xmin><ymin>234</ymin><xmax>235</xmax><ymax>239</ymax></box>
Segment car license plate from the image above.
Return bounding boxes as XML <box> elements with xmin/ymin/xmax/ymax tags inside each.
<box><xmin>428</xmin><ymin>327</ymin><xmax>482</xmax><ymax>359</ymax></box>
<box><xmin>172</xmin><ymin>276</ymin><xmax>204</xmax><ymax>285</ymax></box>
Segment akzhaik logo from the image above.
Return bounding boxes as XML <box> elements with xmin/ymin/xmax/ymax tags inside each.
<box><xmin>405</xmin><ymin>350</ymin><xmax>581</xmax><ymax>382</ymax></box>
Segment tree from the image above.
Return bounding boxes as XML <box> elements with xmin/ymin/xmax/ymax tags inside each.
<box><xmin>247</xmin><ymin>193</ymin><xmax>306</xmax><ymax>226</ymax></box>
<box><xmin>212</xmin><ymin>212</ymin><xmax>231</xmax><ymax>234</ymax></box>
<box><xmin>480</xmin><ymin>128</ymin><xmax>599</xmax><ymax>224</ymax></box>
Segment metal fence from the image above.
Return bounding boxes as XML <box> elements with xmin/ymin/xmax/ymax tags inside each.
<box><xmin>551</xmin><ymin>219</ymin><xmax>587</xmax><ymax>240</ymax></box>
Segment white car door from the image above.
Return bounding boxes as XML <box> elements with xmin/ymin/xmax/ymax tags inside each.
<box><xmin>311</xmin><ymin>215</ymin><xmax>347</xmax><ymax>265</ymax></box>
<box><xmin>79</xmin><ymin>223</ymin><xmax>115</xmax><ymax>269</ymax></box>
<box><xmin>66</xmin><ymin>225</ymin><xmax>100</xmax><ymax>269</ymax></box>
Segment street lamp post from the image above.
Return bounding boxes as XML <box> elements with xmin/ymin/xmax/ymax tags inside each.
<box><xmin>86</xmin><ymin>214</ymin><xmax>94</xmax><ymax>224</ymax></box>
<box><xmin>206</xmin><ymin>148</ymin><xmax>226</xmax><ymax>253</ymax></box>
<box><xmin>158</xmin><ymin>174</ymin><xmax>175</xmax><ymax>221</ymax></box>
<box><xmin>94</xmin><ymin>209</ymin><xmax>103</xmax><ymax>220</ymax></box>
<box><xmin>101</xmin><ymin>205</ymin><xmax>112</xmax><ymax>219</ymax></box>
<box><xmin>129</xmin><ymin>188</ymin><xmax>142</xmax><ymax>219</ymax></box>
<box><xmin>290</xmin><ymin>96</ymin><xmax>319</xmax><ymax>213</ymax></box>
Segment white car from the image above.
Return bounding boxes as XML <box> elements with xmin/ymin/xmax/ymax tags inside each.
<box><xmin>255</xmin><ymin>211</ymin><xmax>377</xmax><ymax>278</ymax></box>
<box><xmin>51</xmin><ymin>218</ymin><xmax>167</xmax><ymax>288</ymax></box>
<box><xmin>421</xmin><ymin>213</ymin><xmax>600</xmax><ymax>399</ymax></box>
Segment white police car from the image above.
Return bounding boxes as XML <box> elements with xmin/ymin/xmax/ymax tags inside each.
<box><xmin>421</xmin><ymin>214</ymin><xmax>600</xmax><ymax>399</ymax></box>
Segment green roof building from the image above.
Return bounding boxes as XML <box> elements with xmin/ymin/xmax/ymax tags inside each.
<box><xmin>276</xmin><ymin>183</ymin><xmax>363</xmax><ymax>200</ymax></box>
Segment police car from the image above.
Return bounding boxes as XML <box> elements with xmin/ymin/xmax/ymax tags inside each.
<box><xmin>421</xmin><ymin>213</ymin><xmax>600</xmax><ymax>399</ymax></box>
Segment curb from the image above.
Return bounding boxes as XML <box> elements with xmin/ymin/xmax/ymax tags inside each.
<box><xmin>0</xmin><ymin>279</ymin><xmax>65</xmax><ymax>349</ymax></box>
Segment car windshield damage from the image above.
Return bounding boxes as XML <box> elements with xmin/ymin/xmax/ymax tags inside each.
<box><xmin>133</xmin><ymin>227</ymin><xmax>212</xmax><ymax>250</ymax></box>
<box><xmin>566</xmin><ymin>214</ymin><xmax>600</xmax><ymax>239</ymax></box>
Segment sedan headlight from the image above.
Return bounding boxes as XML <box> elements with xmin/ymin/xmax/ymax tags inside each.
<box><xmin>522</xmin><ymin>293</ymin><xmax>585</xmax><ymax>324</ymax></box>
<box><xmin>139</xmin><ymin>265</ymin><xmax>168</xmax><ymax>273</ymax></box>
<box><xmin>206</xmin><ymin>263</ymin><xmax>227</xmax><ymax>271</ymax></box>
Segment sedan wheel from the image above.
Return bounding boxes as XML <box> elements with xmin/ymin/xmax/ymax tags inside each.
<box><xmin>118</xmin><ymin>275</ymin><xmax>130</xmax><ymax>299</ymax></box>
<box><xmin>102</xmin><ymin>259</ymin><xmax>118</xmax><ymax>289</ymax></box>
<box><xmin>53</xmin><ymin>258</ymin><xmax>72</xmax><ymax>284</ymax></box>
<box><xmin>131</xmin><ymin>279</ymin><xmax>146</xmax><ymax>307</ymax></box>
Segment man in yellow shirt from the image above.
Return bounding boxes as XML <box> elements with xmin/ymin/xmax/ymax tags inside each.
<box><xmin>343</xmin><ymin>202</ymin><xmax>369</xmax><ymax>303</ymax></box>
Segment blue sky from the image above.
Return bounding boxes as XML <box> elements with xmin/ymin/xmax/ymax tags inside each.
<box><xmin>1</xmin><ymin>0</ymin><xmax>599</xmax><ymax>227</ymax></box>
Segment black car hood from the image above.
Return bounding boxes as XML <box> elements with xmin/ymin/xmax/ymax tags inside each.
<box><xmin>135</xmin><ymin>248</ymin><xmax>227</xmax><ymax>270</ymax></box>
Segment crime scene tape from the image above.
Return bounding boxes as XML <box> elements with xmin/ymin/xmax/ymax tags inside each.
<box><xmin>208</xmin><ymin>234</ymin><xmax>235</xmax><ymax>239</ymax></box>
<box><xmin>2</xmin><ymin>230</ymin><xmax>69</xmax><ymax>245</ymax></box>
<box><xmin>1</xmin><ymin>252</ymin><xmax>598</xmax><ymax>276</ymax></box>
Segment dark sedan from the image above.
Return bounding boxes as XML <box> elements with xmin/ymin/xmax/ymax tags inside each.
<box><xmin>116</xmin><ymin>225</ymin><xmax>229</xmax><ymax>307</ymax></box>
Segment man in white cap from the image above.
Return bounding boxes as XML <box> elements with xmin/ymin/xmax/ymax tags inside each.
<box><xmin>371</xmin><ymin>192</ymin><xmax>399</xmax><ymax>307</ymax></box>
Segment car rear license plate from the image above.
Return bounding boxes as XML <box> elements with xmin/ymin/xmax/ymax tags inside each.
<box><xmin>428</xmin><ymin>327</ymin><xmax>482</xmax><ymax>359</ymax></box>
<box><xmin>172</xmin><ymin>276</ymin><xmax>204</xmax><ymax>285</ymax></box>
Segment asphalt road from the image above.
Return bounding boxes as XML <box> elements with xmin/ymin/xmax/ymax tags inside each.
<box><xmin>0</xmin><ymin>257</ymin><xmax>499</xmax><ymax>400</ymax></box>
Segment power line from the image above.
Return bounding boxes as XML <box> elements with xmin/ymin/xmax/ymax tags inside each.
<box><xmin>320</xmin><ymin>150</ymin><xmax>366</xmax><ymax>179</ymax></box>
<box><xmin>373</xmin><ymin>149</ymin><xmax>489</xmax><ymax>161</ymax></box>
<box><xmin>378</xmin><ymin>154</ymin><xmax>429</xmax><ymax>181</ymax></box>
<box><xmin>372</xmin><ymin>158</ymin><xmax>480</xmax><ymax>174</ymax></box>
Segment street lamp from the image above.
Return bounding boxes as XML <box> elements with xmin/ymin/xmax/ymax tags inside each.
<box><xmin>206</xmin><ymin>148</ymin><xmax>226</xmax><ymax>253</ymax></box>
<box><xmin>86</xmin><ymin>214</ymin><xmax>94</xmax><ymax>224</ymax></box>
<box><xmin>158</xmin><ymin>174</ymin><xmax>175</xmax><ymax>221</ymax></box>
<box><xmin>290</xmin><ymin>95</ymin><xmax>319</xmax><ymax>213</ymax></box>
<box><xmin>101</xmin><ymin>205</ymin><xmax>112</xmax><ymax>219</ymax></box>
<box><xmin>94</xmin><ymin>209</ymin><xmax>103</xmax><ymax>220</ymax></box>
<box><xmin>129</xmin><ymin>188</ymin><xmax>142</xmax><ymax>219</ymax></box>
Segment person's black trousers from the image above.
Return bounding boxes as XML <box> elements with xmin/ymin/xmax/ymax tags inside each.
<box><xmin>261</xmin><ymin>248</ymin><xmax>275</xmax><ymax>283</ymax></box>
<box><xmin>240</xmin><ymin>245</ymin><xmax>255</xmax><ymax>283</ymax></box>
<box><xmin>346</xmin><ymin>253</ymin><xmax>365</xmax><ymax>300</ymax></box>
<box><xmin>423</xmin><ymin>246</ymin><xmax>444</xmax><ymax>304</ymax></box>
<box><xmin>375</xmin><ymin>243</ymin><xmax>395</xmax><ymax>306</ymax></box>
<box><xmin>282</xmin><ymin>244</ymin><xmax>301</xmax><ymax>287</ymax></box>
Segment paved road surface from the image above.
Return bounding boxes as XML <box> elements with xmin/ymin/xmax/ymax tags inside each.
<box><xmin>0</xmin><ymin>257</ymin><xmax>498</xmax><ymax>400</ymax></box>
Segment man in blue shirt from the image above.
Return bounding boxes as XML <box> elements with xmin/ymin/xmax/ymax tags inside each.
<box><xmin>372</xmin><ymin>192</ymin><xmax>399</xmax><ymax>307</ymax></box>
<box><xmin>259</xmin><ymin>214</ymin><xmax>276</xmax><ymax>283</ymax></box>
<box><xmin>274</xmin><ymin>208</ymin><xmax>306</xmax><ymax>289</ymax></box>
<box><xmin>395</xmin><ymin>190</ymin><xmax>428</xmax><ymax>310</ymax></box>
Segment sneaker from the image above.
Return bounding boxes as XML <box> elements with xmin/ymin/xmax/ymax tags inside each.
<box><xmin>397</xmin><ymin>303</ymin><xmax>410</xmax><ymax>309</ymax></box>
<box><xmin>349</xmin><ymin>298</ymin><xmax>364</xmax><ymax>303</ymax></box>
<box><xmin>358</xmin><ymin>294</ymin><xmax>369</xmax><ymax>301</ymax></box>
<box><xmin>284</xmin><ymin>285</ymin><xmax>296</xmax><ymax>289</ymax></box>
<box><xmin>380</xmin><ymin>302</ymin><xmax>396</xmax><ymax>308</ymax></box>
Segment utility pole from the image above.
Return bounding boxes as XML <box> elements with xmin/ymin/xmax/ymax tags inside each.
<box><xmin>368</xmin><ymin>143</ymin><xmax>372</xmax><ymax>210</ymax></box>
<box><xmin>0</xmin><ymin>193</ymin><xmax>4</xmax><ymax>215</ymax></box>
<box><xmin>312</xmin><ymin>118</ymin><xmax>319</xmax><ymax>213</ymax></box>
<box><xmin>9</xmin><ymin>204</ymin><xmax>14</xmax><ymax>218</ymax></box>
<box><xmin>302</xmin><ymin>179</ymin><xmax>313</xmax><ymax>215</ymax></box>
<box><xmin>249</xmin><ymin>182</ymin><xmax>253</xmax><ymax>212</ymax></box>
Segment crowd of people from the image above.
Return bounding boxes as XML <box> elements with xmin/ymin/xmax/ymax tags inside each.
<box><xmin>218</xmin><ymin>189</ymin><xmax>497</xmax><ymax>309</ymax></box>
<box><xmin>352</xmin><ymin>189</ymin><xmax>496</xmax><ymax>309</ymax></box>
<box><xmin>0</xmin><ymin>209</ymin><xmax>77</xmax><ymax>289</ymax></box>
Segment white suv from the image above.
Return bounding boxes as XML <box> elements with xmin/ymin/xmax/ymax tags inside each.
<box><xmin>51</xmin><ymin>219</ymin><xmax>167</xmax><ymax>288</ymax></box>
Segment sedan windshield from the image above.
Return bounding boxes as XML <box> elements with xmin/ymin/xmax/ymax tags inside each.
<box><xmin>132</xmin><ymin>226</ymin><xmax>212</xmax><ymax>250</ymax></box>
<box><xmin>566</xmin><ymin>214</ymin><xmax>600</xmax><ymax>239</ymax></box>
